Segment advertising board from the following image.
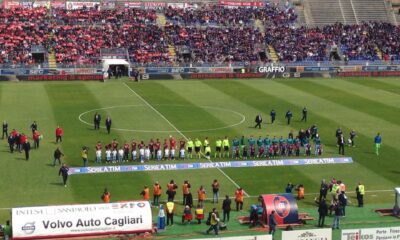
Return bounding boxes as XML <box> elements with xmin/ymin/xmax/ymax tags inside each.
<box><xmin>19</xmin><ymin>74</ymin><xmax>103</xmax><ymax>81</ymax></box>
<box><xmin>341</xmin><ymin>227</ymin><xmax>400</xmax><ymax>240</ymax></box>
<box><xmin>66</xmin><ymin>1</ymin><xmax>100</xmax><ymax>10</ymax></box>
<box><xmin>12</xmin><ymin>201</ymin><xmax>152</xmax><ymax>239</ymax></box>
<box><xmin>282</xmin><ymin>228</ymin><xmax>332</xmax><ymax>240</ymax></box>
<box><xmin>219</xmin><ymin>1</ymin><xmax>264</xmax><ymax>7</ymax></box>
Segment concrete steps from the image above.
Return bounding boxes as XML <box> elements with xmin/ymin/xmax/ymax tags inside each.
<box><xmin>268</xmin><ymin>45</ymin><xmax>279</xmax><ymax>63</ymax></box>
<box><xmin>168</xmin><ymin>44</ymin><xmax>176</xmax><ymax>60</ymax></box>
<box><xmin>48</xmin><ymin>50</ymin><xmax>57</xmax><ymax>69</ymax></box>
<box><xmin>254</xmin><ymin>19</ymin><xmax>265</xmax><ymax>35</ymax></box>
<box><xmin>352</xmin><ymin>0</ymin><xmax>389</xmax><ymax>22</ymax></box>
<box><xmin>156</xmin><ymin>13</ymin><xmax>167</xmax><ymax>27</ymax></box>
<box><xmin>306</xmin><ymin>0</ymin><xmax>344</xmax><ymax>26</ymax></box>
<box><xmin>341</xmin><ymin>0</ymin><xmax>357</xmax><ymax>24</ymax></box>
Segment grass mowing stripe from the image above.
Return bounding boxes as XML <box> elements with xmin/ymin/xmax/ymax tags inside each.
<box><xmin>244</xmin><ymin>79</ymin><xmax>400</xmax><ymax>186</ymax></box>
<box><xmin>202</xmin><ymin>80</ymin><xmax>329</xmax><ymax>191</ymax></box>
<box><xmin>124</xmin><ymin>82</ymin><xmax>250</xmax><ymax>197</ymax></box>
<box><xmin>299</xmin><ymin>79</ymin><xmax>400</xmax><ymax>126</ymax></box>
<box><xmin>272</xmin><ymin>79</ymin><xmax>399</xmax><ymax>149</ymax></box>
<box><xmin>0</xmin><ymin>84</ymin><xmax>76</xmax><ymax>208</ymax></box>
<box><xmin>346</xmin><ymin>77</ymin><xmax>400</xmax><ymax>94</ymax></box>
<box><xmin>313</xmin><ymin>79</ymin><xmax>400</xmax><ymax>108</ymax></box>
<box><xmin>45</xmin><ymin>83</ymin><xmax>148</xmax><ymax>203</ymax></box>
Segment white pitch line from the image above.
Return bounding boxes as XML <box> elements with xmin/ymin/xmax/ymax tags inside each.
<box><xmin>123</xmin><ymin>82</ymin><xmax>250</xmax><ymax>197</ymax></box>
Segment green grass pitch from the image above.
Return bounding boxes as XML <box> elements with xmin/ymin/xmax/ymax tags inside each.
<box><xmin>0</xmin><ymin>77</ymin><xmax>399</xmax><ymax>239</ymax></box>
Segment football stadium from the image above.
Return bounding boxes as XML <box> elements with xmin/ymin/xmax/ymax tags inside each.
<box><xmin>0</xmin><ymin>0</ymin><xmax>400</xmax><ymax>239</ymax></box>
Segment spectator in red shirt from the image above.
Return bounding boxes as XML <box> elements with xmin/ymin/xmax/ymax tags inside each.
<box><xmin>33</xmin><ymin>130</ymin><xmax>41</xmax><ymax>149</ymax></box>
<box><xmin>56</xmin><ymin>126</ymin><xmax>63</xmax><ymax>143</ymax></box>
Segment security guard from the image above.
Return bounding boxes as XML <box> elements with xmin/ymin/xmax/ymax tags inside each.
<box><xmin>356</xmin><ymin>182</ymin><xmax>365</xmax><ymax>207</ymax></box>
<box><xmin>166</xmin><ymin>201</ymin><xmax>175</xmax><ymax>226</ymax></box>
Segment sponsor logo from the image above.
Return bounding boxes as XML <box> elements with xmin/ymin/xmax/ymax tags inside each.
<box><xmin>258</xmin><ymin>66</ymin><xmax>286</xmax><ymax>73</ymax></box>
<box><xmin>273</xmin><ymin>196</ymin><xmax>291</xmax><ymax>218</ymax></box>
<box><xmin>341</xmin><ymin>231</ymin><xmax>373</xmax><ymax>240</ymax></box>
<box><xmin>22</xmin><ymin>222</ymin><xmax>36</xmax><ymax>234</ymax></box>
<box><xmin>137</xmin><ymin>202</ymin><xmax>146</xmax><ymax>208</ymax></box>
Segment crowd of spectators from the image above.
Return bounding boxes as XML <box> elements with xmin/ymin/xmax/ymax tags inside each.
<box><xmin>0</xmin><ymin>7</ymin><xmax>51</xmax><ymax>65</ymax></box>
<box><xmin>164</xmin><ymin>3</ymin><xmax>296</xmax><ymax>27</ymax></box>
<box><xmin>0</xmin><ymin>5</ymin><xmax>399</xmax><ymax>66</ymax></box>
<box><xmin>165</xmin><ymin>24</ymin><xmax>264</xmax><ymax>64</ymax></box>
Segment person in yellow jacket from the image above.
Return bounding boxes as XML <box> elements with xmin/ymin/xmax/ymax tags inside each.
<box><xmin>187</xmin><ymin>138</ymin><xmax>194</xmax><ymax>159</ymax></box>
<box><xmin>356</xmin><ymin>182</ymin><xmax>365</xmax><ymax>207</ymax></box>
<box><xmin>205</xmin><ymin>145</ymin><xmax>211</xmax><ymax>160</ymax></box>
<box><xmin>195</xmin><ymin>204</ymin><xmax>204</xmax><ymax>224</ymax></box>
<box><xmin>206</xmin><ymin>208</ymin><xmax>220</xmax><ymax>235</ymax></box>
<box><xmin>165</xmin><ymin>201</ymin><xmax>175</xmax><ymax>226</ymax></box>
<box><xmin>194</xmin><ymin>138</ymin><xmax>202</xmax><ymax>159</ymax></box>
<box><xmin>203</xmin><ymin>137</ymin><xmax>209</xmax><ymax>151</ymax></box>
<box><xmin>222</xmin><ymin>136</ymin><xmax>230</xmax><ymax>158</ymax></box>
<box><xmin>215</xmin><ymin>138</ymin><xmax>222</xmax><ymax>158</ymax></box>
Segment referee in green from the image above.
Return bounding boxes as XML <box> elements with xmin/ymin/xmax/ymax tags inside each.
<box><xmin>215</xmin><ymin>138</ymin><xmax>222</xmax><ymax>158</ymax></box>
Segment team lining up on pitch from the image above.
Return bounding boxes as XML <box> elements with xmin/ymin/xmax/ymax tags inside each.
<box><xmin>88</xmin><ymin>133</ymin><xmax>324</xmax><ymax>165</ymax></box>
<box><xmin>81</xmin><ymin>110</ymin><xmax>373</xmax><ymax>166</ymax></box>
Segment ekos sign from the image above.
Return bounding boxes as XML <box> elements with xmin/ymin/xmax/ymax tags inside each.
<box><xmin>12</xmin><ymin>201</ymin><xmax>152</xmax><ymax>239</ymax></box>
<box><xmin>258</xmin><ymin>66</ymin><xmax>286</xmax><ymax>73</ymax></box>
<box><xmin>342</xmin><ymin>227</ymin><xmax>400</xmax><ymax>240</ymax></box>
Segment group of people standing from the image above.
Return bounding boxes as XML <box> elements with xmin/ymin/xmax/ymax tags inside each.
<box><xmin>3</xmin><ymin>121</ymin><xmax>41</xmax><ymax>160</ymax></box>
<box><xmin>254</xmin><ymin>107</ymin><xmax>308</xmax><ymax>129</ymax></box>
<box><xmin>86</xmin><ymin>130</ymin><xmax>324</xmax><ymax>166</ymax></box>
<box><xmin>317</xmin><ymin>178</ymin><xmax>365</xmax><ymax>229</ymax></box>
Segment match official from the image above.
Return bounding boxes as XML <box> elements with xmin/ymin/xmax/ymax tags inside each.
<box><xmin>105</xmin><ymin>116</ymin><xmax>112</xmax><ymax>134</ymax></box>
<box><xmin>254</xmin><ymin>113</ymin><xmax>262</xmax><ymax>129</ymax></box>
<box><xmin>59</xmin><ymin>163</ymin><xmax>69</xmax><ymax>187</ymax></box>
<box><xmin>94</xmin><ymin>112</ymin><xmax>101</xmax><ymax>130</ymax></box>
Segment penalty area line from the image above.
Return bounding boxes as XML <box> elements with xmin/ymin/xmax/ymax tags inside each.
<box><xmin>123</xmin><ymin>82</ymin><xmax>250</xmax><ymax>197</ymax></box>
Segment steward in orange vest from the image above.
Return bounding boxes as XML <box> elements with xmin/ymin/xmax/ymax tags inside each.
<box><xmin>167</xmin><ymin>180</ymin><xmax>178</xmax><ymax>202</ymax></box>
<box><xmin>101</xmin><ymin>188</ymin><xmax>111</xmax><ymax>203</ymax></box>
<box><xmin>235</xmin><ymin>187</ymin><xmax>244</xmax><ymax>211</ymax></box>
<box><xmin>297</xmin><ymin>184</ymin><xmax>305</xmax><ymax>200</ymax></box>
<box><xmin>141</xmin><ymin>185</ymin><xmax>150</xmax><ymax>201</ymax></box>
<box><xmin>197</xmin><ymin>186</ymin><xmax>206</xmax><ymax>208</ymax></box>
<box><xmin>182</xmin><ymin>180</ymin><xmax>191</xmax><ymax>206</ymax></box>
<box><xmin>153</xmin><ymin>181</ymin><xmax>162</xmax><ymax>206</ymax></box>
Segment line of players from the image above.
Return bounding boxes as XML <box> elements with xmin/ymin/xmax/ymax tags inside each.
<box><xmin>93</xmin><ymin>133</ymin><xmax>323</xmax><ymax>163</ymax></box>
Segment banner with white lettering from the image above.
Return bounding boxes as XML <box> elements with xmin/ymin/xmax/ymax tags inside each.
<box><xmin>282</xmin><ymin>228</ymin><xmax>332</xmax><ymax>240</ymax></box>
<box><xmin>341</xmin><ymin>227</ymin><xmax>400</xmax><ymax>240</ymax></box>
<box><xmin>69</xmin><ymin>157</ymin><xmax>353</xmax><ymax>175</ymax></box>
<box><xmin>258</xmin><ymin>65</ymin><xmax>286</xmax><ymax>73</ymax></box>
<box><xmin>12</xmin><ymin>201</ymin><xmax>152</xmax><ymax>239</ymax></box>
<box><xmin>66</xmin><ymin>1</ymin><xmax>99</xmax><ymax>10</ymax></box>
<box><xmin>219</xmin><ymin>1</ymin><xmax>264</xmax><ymax>7</ymax></box>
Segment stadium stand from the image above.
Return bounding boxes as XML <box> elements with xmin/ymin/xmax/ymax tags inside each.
<box><xmin>0</xmin><ymin>1</ymin><xmax>399</xmax><ymax>66</ymax></box>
